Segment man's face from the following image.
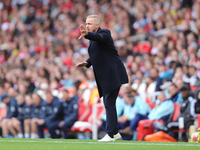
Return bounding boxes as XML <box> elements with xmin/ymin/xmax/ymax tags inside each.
<box><xmin>61</xmin><ymin>91</ymin><xmax>70</xmax><ymax>101</ymax></box>
<box><xmin>150</xmin><ymin>69</ymin><xmax>158</xmax><ymax>78</ymax></box>
<box><xmin>180</xmin><ymin>90</ymin><xmax>189</xmax><ymax>98</ymax></box>
<box><xmin>189</xmin><ymin>67</ymin><xmax>196</xmax><ymax>76</ymax></box>
<box><xmin>169</xmin><ymin>85</ymin><xmax>177</xmax><ymax>96</ymax></box>
<box><xmin>17</xmin><ymin>95</ymin><xmax>25</xmax><ymax>105</ymax></box>
<box><xmin>157</xmin><ymin>93</ymin><xmax>166</xmax><ymax>103</ymax></box>
<box><xmin>46</xmin><ymin>93</ymin><xmax>53</xmax><ymax>104</ymax></box>
<box><xmin>86</xmin><ymin>18</ymin><xmax>98</xmax><ymax>32</ymax></box>
<box><xmin>123</xmin><ymin>92</ymin><xmax>134</xmax><ymax>105</ymax></box>
<box><xmin>32</xmin><ymin>94</ymin><xmax>41</xmax><ymax>106</ymax></box>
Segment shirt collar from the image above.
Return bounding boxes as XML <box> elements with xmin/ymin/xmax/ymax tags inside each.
<box><xmin>97</xmin><ymin>27</ymin><xmax>101</xmax><ymax>33</ymax></box>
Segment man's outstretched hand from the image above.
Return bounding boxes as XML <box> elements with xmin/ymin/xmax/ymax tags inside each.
<box><xmin>78</xmin><ymin>24</ymin><xmax>88</xmax><ymax>40</ymax></box>
<box><xmin>76</xmin><ymin>62</ymin><xmax>88</xmax><ymax>68</ymax></box>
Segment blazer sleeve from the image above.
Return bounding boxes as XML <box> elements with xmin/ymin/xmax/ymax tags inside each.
<box><xmin>86</xmin><ymin>58</ymin><xmax>92</xmax><ymax>68</ymax></box>
<box><xmin>84</xmin><ymin>29</ymin><xmax>111</xmax><ymax>43</ymax></box>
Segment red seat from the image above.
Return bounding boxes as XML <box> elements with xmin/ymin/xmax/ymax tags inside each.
<box><xmin>77</xmin><ymin>98</ymin><xmax>92</xmax><ymax>122</ymax></box>
<box><xmin>198</xmin><ymin>115</ymin><xmax>200</xmax><ymax>129</ymax></box>
<box><xmin>190</xmin><ymin>85</ymin><xmax>196</xmax><ymax>92</ymax></box>
<box><xmin>70</xmin><ymin>99</ymin><xmax>104</xmax><ymax>133</ymax></box>
<box><xmin>145</xmin><ymin>97</ymin><xmax>156</xmax><ymax>110</ymax></box>
<box><xmin>171</xmin><ymin>103</ymin><xmax>185</xmax><ymax>133</ymax></box>
<box><xmin>172</xmin><ymin>103</ymin><xmax>181</xmax><ymax>122</ymax></box>
<box><xmin>137</xmin><ymin>119</ymin><xmax>154</xmax><ymax>141</ymax></box>
<box><xmin>136</xmin><ymin>103</ymin><xmax>180</xmax><ymax>141</ymax></box>
<box><xmin>0</xmin><ymin>105</ymin><xmax>7</xmax><ymax>121</ymax></box>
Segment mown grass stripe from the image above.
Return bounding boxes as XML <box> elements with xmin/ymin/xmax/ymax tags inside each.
<box><xmin>0</xmin><ymin>140</ymin><xmax>199</xmax><ymax>147</ymax></box>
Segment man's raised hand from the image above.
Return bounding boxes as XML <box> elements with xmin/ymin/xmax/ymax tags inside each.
<box><xmin>75</xmin><ymin>62</ymin><xmax>88</xmax><ymax>68</ymax></box>
<box><xmin>78</xmin><ymin>24</ymin><xmax>88</xmax><ymax>40</ymax></box>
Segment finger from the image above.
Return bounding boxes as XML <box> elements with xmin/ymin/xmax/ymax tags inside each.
<box><xmin>80</xmin><ymin>24</ymin><xmax>84</xmax><ymax>30</ymax></box>
<box><xmin>80</xmin><ymin>24</ymin><xmax>85</xmax><ymax>28</ymax></box>
<box><xmin>76</xmin><ymin>64</ymin><xmax>82</xmax><ymax>68</ymax></box>
<box><xmin>78</xmin><ymin>35</ymin><xmax>83</xmax><ymax>40</ymax></box>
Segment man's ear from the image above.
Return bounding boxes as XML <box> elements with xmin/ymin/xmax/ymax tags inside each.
<box><xmin>95</xmin><ymin>24</ymin><xmax>99</xmax><ymax>32</ymax></box>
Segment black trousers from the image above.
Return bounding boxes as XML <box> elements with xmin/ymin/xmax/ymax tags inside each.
<box><xmin>103</xmin><ymin>87</ymin><xmax>120</xmax><ymax>137</ymax></box>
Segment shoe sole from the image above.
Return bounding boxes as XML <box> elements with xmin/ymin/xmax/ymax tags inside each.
<box><xmin>98</xmin><ymin>140</ymin><xmax>115</xmax><ymax>142</ymax></box>
<box><xmin>114</xmin><ymin>134</ymin><xmax>121</xmax><ymax>140</ymax></box>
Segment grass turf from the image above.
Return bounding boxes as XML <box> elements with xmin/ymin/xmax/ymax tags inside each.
<box><xmin>0</xmin><ymin>138</ymin><xmax>199</xmax><ymax>150</ymax></box>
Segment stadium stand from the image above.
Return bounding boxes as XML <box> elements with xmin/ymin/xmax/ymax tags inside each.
<box><xmin>0</xmin><ymin>0</ymin><xmax>200</xmax><ymax>141</ymax></box>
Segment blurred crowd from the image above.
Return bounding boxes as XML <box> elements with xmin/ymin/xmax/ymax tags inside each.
<box><xmin>0</xmin><ymin>0</ymin><xmax>200</xmax><ymax>141</ymax></box>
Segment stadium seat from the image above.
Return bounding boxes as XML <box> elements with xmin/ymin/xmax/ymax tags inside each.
<box><xmin>70</xmin><ymin>99</ymin><xmax>104</xmax><ymax>133</ymax></box>
<box><xmin>0</xmin><ymin>103</ymin><xmax>7</xmax><ymax>121</ymax></box>
<box><xmin>136</xmin><ymin>103</ymin><xmax>180</xmax><ymax>141</ymax></box>
<box><xmin>171</xmin><ymin>103</ymin><xmax>181</xmax><ymax>122</ymax></box>
<box><xmin>198</xmin><ymin>115</ymin><xmax>200</xmax><ymax>129</ymax></box>
<box><xmin>136</xmin><ymin>119</ymin><xmax>154</xmax><ymax>141</ymax></box>
<box><xmin>190</xmin><ymin>85</ymin><xmax>196</xmax><ymax>92</ymax></box>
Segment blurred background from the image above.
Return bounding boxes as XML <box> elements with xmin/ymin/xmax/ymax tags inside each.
<box><xmin>0</xmin><ymin>0</ymin><xmax>200</xmax><ymax>142</ymax></box>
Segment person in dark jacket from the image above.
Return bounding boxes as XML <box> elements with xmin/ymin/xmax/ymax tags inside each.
<box><xmin>0</xmin><ymin>93</ymin><xmax>18</xmax><ymax>138</ymax></box>
<box><xmin>76</xmin><ymin>15</ymin><xmax>128</xmax><ymax>141</ymax></box>
<box><xmin>193</xmin><ymin>89</ymin><xmax>200</xmax><ymax>114</ymax></box>
<box><xmin>29</xmin><ymin>93</ymin><xmax>46</xmax><ymax>139</ymax></box>
<box><xmin>36</xmin><ymin>91</ymin><xmax>61</xmax><ymax>138</ymax></box>
<box><xmin>150</xmin><ymin>68</ymin><xmax>163</xmax><ymax>91</ymax></box>
<box><xmin>167</xmin><ymin>83</ymin><xmax>183</xmax><ymax>103</ymax></box>
<box><xmin>167</xmin><ymin>85</ymin><xmax>196</xmax><ymax>141</ymax></box>
<box><xmin>48</xmin><ymin>90</ymin><xmax>78</xmax><ymax>139</ymax></box>
<box><xmin>7</xmin><ymin>93</ymin><xmax>26</xmax><ymax>138</ymax></box>
<box><xmin>177</xmin><ymin>85</ymin><xmax>196</xmax><ymax>129</ymax></box>
<box><xmin>23</xmin><ymin>94</ymin><xmax>33</xmax><ymax>138</ymax></box>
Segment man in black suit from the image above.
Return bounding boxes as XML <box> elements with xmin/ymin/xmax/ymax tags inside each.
<box><xmin>76</xmin><ymin>15</ymin><xmax>128</xmax><ymax>141</ymax></box>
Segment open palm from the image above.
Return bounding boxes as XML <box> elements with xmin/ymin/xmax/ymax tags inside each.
<box><xmin>75</xmin><ymin>62</ymin><xmax>88</xmax><ymax>68</ymax></box>
<box><xmin>78</xmin><ymin>24</ymin><xmax>88</xmax><ymax>39</ymax></box>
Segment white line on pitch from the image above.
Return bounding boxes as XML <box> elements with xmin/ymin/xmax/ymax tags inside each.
<box><xmin>0</xmin><ymin>140</ymin><xmax>199</xmax><ymax>147</ymax></box>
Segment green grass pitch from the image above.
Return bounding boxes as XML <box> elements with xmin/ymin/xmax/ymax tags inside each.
<box><xmin>0</xmin><ymin>138</ymin><xmax>199</xmax><ymax>150</ymax></box>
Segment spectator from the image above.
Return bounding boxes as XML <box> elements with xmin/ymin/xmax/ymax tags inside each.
<box><xmin>118</xmin><ymin>87</ymin><xmax>150</xmax><ymax>139</ymax></box>
<box><xmin>48</xmin><ymin>90</ymin><xmax>78</xmax><ymax>139</ymax></box>
<box><xmin>188</xmin><ymin>66</ymin><xmax>198</xmax><ymax>86</ymax></box>
<box><xmin>150</xmin><ymin>68</ymin><xmax>163</xmax><ymax>91</ymax></box>
<box><xmin>36</xmin><ymin>91</ymin><xmax>61</xmax><ymax>138</ymax></box>
<box><xmin>137</xmin><ymin>76</ymin><xmax>156</xmax><ymax>100</ymax></box>
<box><xmin>167</xmin><ymin>84</ymin><xmax>183</xmax><ymax>103</ymax></box>
<box><xmin>29</xmin><ymin>93</ymin><xmax>46</xmax><ymax>139</ymax></box>
<box><xmin>119</xmin><ymin>92</ymin><xmax>174</xmax><ymax>136</ymax></box>
<box><xmin>23</xmin><ymin>94</ymin><xmax>33</xmax><ymax>138</ymax></box>
<box><xmin>194</xmin><ymin>89</ymin><xmax>200</xmax><ymax>114</ymax></box>
<box><xmin>167</xmin><ymin>85</ymin><xmax>196</xmax><ymax>141</ymax></box>
<box><xmin>0</xmin><ymin>93</ymin><xmax>18</xmax><ymax>138</ymax></box>
<box><xmin>160</xmin><ymin>78</ymin><xmax>172</xmax><ymax>96</ymax></box>
<box><xmin>7</xmin><ymin>93</ymin><xmax>25</xmax><ymax>138</ymax></box>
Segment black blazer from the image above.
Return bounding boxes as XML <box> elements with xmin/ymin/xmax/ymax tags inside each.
<box><xmin>85</xmin><ymin>27</ymin><xmax>128</xmax><ymax>97</ymax></box>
